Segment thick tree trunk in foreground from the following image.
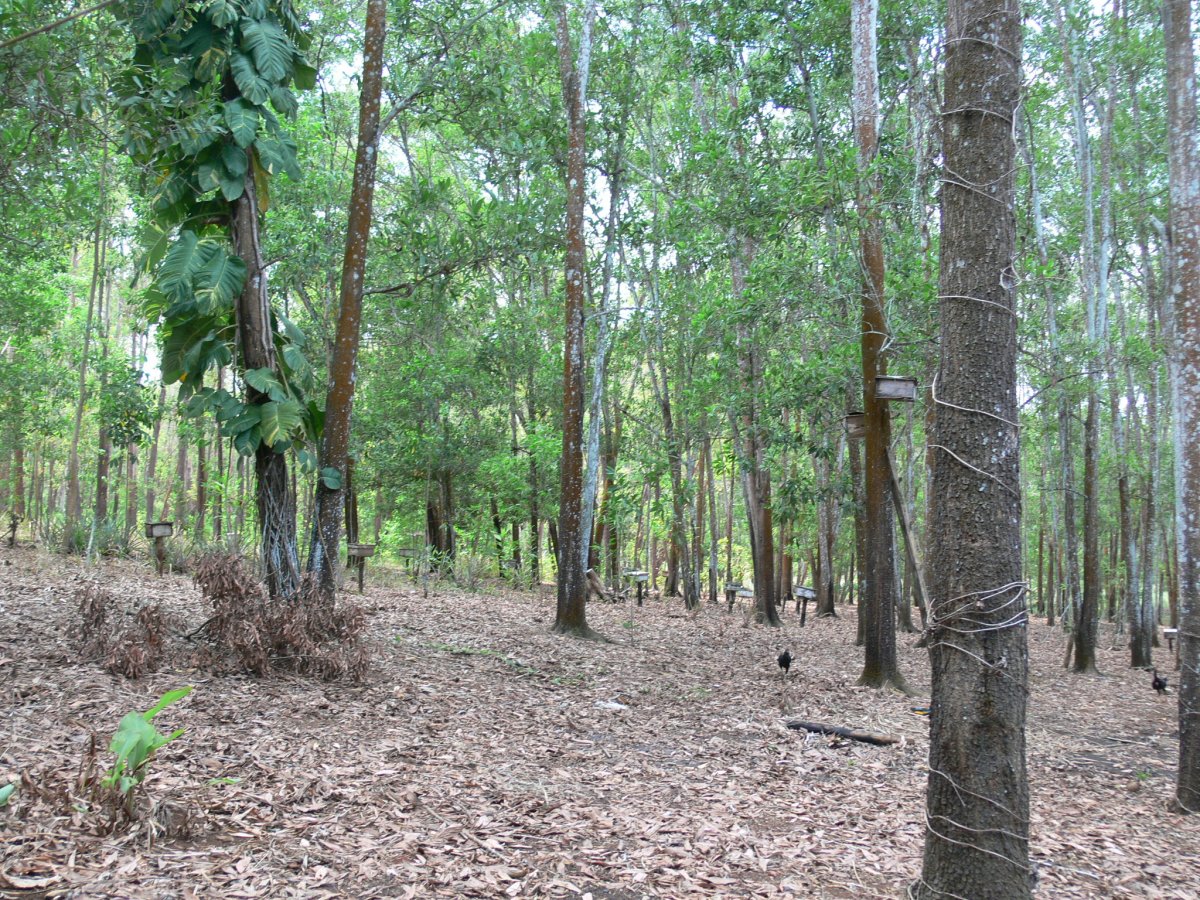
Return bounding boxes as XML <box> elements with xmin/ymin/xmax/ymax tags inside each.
<box><xmin>916</xmin><ymin>0</ymin><xmax>1030</xmax><ymax>895</ymax></box>
<box><xmin>1164</xmin><ymin>0</ymin><xmax>1200</xmax><ymax>815</ymax></box>
<box><xmin>308</xmin><ymin>0</ymin><xmax>387</xmax><ymax>595</ymax></box>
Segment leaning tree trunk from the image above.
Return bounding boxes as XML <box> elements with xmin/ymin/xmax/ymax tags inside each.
<box><xmin>231</xmin><ymin>151</ymin><xmax>300</xmax><ymax>602</ymax></box>
<box><xmin>1164</xmin><ymin>0</ymin><xmax>1200</xmax><ymax>815</ymax></box>
<box><xmin>916</xmin><ymin>0</ymin><xmax>1030</xmax><ymax>896</ymax></box>
<box><xmin>308</xmin><ymin>0</ymin><xmax>386</xmax><ymax>595</ymax></box>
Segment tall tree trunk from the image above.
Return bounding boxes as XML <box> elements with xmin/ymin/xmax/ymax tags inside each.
<box><xmin>916</xmin><ymin>0</ymin><xmax>1029</xmax><ymax>895</ymax></box>
<box><xmin>64</xmin><ymin>193</ymin><xmax>105</xmax><ymax>552</ymax></box>
<box><xmin>230</xmin><ymin>149</ymin><xmax>299</xmax><ymax>601</ymax></box>
<box><xmin>705</xmin><ymin>434</ymin><xmax>719</xmax><ymax>604</ymax></box>
<box><xmin>1075</xmin><ymin>390</ymin><xmax>1101</xmax><ymax>671</ymax></box>
<box><xmin>852</xmin><ymin>0</ymin><xmax>901</xmax><ymax>684</ymax></box>
<box><xmin>308</xmin><ymin>0</ymin><xmax>387</xmax><ymax>594</ymax></box>
<box><xmin>1164</xmin><ymin>0</ymin><xmax>1200</xmax><ymax>815</ymax></box>
<box><xmin>145</xmin><ymin>384</ymin><xmax>165</xmax><ymax>526</ymax></box>
<box><xmin>552</xmin><ymin>0</ymin><xmax>598</xmax><ymax>637</ymax></box>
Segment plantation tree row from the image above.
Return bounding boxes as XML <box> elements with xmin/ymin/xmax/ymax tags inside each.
<box><xmin>2</xmin><ymin>0</ymin><xmax>1199</xmax><ymax>841</ymax></box>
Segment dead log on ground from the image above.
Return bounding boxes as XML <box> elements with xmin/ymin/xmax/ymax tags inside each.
<box><xmin>786</xmin><ymin>720</ymin><xmax>900</xmax><ymax>746</ymax></box>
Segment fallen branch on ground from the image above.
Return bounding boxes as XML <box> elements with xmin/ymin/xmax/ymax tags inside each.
<box><xmin>785</xmin><ymin>720</ymin><xmax>900</xmax><ymax>746</ymax></box>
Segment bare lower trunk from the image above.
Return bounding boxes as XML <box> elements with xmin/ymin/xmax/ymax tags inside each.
<box><xmin>1164</xmin><ymin>0</ymin><xmax>1200</xmax><ymax>814</ymax></box>
<box><xmin>916</xmin><ymin>0</ymin><xmax>1029</xmax><ymax>894</ymax></box>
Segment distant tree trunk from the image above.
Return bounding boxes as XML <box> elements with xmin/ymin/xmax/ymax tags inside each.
<box><xmin>1164</xmin><ymin>0</ymin><xmax>1200</xmax><ymax>815</ymax></box>
<box><xmin>124</xmin><ymin>442</ymin><xmax>138</xmax><ymax>535</ymax></box>
<box><xmin>552</xmin><ymin>0</ymin><xmax>598</xmax><ymax>637</ymax></box>
<box><xmin>65</xmin><ymin>214</ymin><xmax>104</xmax><ymax>552</ymax></box>
<box><xmin>213</xmin><ymin>371</ymin><xmax>225</xmax><ymax>540</ymax></box>
<box><xmin>852</xmin><ymin>0</ymin><xmax>902</xmax><ymax>685</ymax></box>
<box><xmin>195</xmin><ymin>424</ymin><xmax>207</xmax><ymax>537</ymax></box>
<box><xmin>145</xmin><ymin>384</ymin><xmax>165</xmax><ymax>526</ymax></box>
<box><xmin>916</xmin><ymin>0</ymin><xmax>1030</xmax><ymax>895</ymax></box>
<box><xmin>704</xmin><ymin>435</ymin><xmax>719</xmax><ymax>604</ymax></box>
<box><xmin>1075</xmin><ymin>390</ymin><xmax>1101</xmax><ymax>671</ymax></box>
<box><xmin>13</xmin><ymin>443</ymin><xmax>24</xmax><ymax>522</ymax></box>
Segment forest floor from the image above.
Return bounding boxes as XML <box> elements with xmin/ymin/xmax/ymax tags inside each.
<box><xmin>1</xmin><ymin>544</ymin><xmax>1197</xmax><ymax>899</ymax></box>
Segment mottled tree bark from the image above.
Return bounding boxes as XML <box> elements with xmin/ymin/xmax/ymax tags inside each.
<box><xmin>552</xmin><ymin>0</ymin><xmax>599</xmax><ymax>638</ymax></box>
<box><xmin>308</xmin><ymin>0</ymin><xmax>386</xmax><ymax>595</ymax></box>
<box><xmin>916</xmin><ymin>0</ymin><xmax>1030</xmax><ymax>895</ymax></box>
<box><xmin>1164</xmin><ymin>0</ymin><xmax>1200</xmax><ymax>815</ymax></box>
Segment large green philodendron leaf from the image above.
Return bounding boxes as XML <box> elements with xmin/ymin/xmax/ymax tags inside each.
<box><xmin>240</xmin><ymin>16</ymin><xmax>292</xmax><ymax>82</ymax></box>
<box><xmin>158</xmin><ymin>231</ymin><xmax>207</xmax><ymax>302</ymax></box>
<box><xmin>231</xmin><ymin>51</ymin><xmax>270</xmax><ymax>105</ymax></box>
<box><xmin>259</xmin><ymin>399</ymin><xmax>302</xmax><ymax>448</ymax></box>
<box><xmin>224</xmin><ymin>99</ymin><xmax>259</xmax><ymax>148</ymax></box>
<box><xmin>193</xmin><ymin>247</ymin><xmax>246</xmax><ymax>312</ymax></box>
<box><xmin>244</xmin><ymin>366</ymin><xmax>284</xmax><ymax>396</ymax></box>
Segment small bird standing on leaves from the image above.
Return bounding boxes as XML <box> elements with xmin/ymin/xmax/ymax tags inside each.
<box><xmin>1152</xmin><ymin>668</ymin><xmax>1168</xmax><ymax>695</ymax></box>
<box><xmin>777</xmin><ymin>649</ymin><xmax>792</xmax><ymax>678</ymax></box>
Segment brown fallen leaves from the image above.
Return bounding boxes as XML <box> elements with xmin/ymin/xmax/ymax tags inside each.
<box><xmin>1</xmin><ymin>544</ymin><xmax>1197</xmax><ymax>898</ymax></box>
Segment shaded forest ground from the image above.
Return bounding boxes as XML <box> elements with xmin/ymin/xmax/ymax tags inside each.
<box><xmin>1</xmin><ymin>544</ymin><xmax>1196</xmax><ymax>899</ymax></box>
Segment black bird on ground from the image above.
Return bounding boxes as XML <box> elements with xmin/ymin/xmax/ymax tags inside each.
<box><xmin>1152</xmin><ymin>668</ymin><xmax>1168</xmax><ymax>695</ymax></box>
<box><xmin>778</xmin><ymin>649</ymin><xmax>792</xmax><ymax>678</ymax></box>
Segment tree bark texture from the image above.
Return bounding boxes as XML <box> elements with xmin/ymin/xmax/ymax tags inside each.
<box><xmin>916</xmin><ymin>0</ymin><xmax>1031</xmax><ymax>895</ymax></box>
<box><xmin>852</xmin><ymin>0</ymin><xmax>902</xmax><ymax>686</ymax></box>
<box><xmin>553</xmin><ymin>0</ymin><xmax>597</xmax><ymax>637</ymax></box>
<box><xmin>308</xmin><ymin>0</ymin><xmax>386</xmax><ymax>595</ymax></box>
<box><xmin>1164</xmin><ymin>0</ymin><xmax>1200</xmax><ymax>814</ymax></box>
<box><xmin>231</xmin><ymin>150</ymin><xmax>300</xmax><ymax>602</ymax></box>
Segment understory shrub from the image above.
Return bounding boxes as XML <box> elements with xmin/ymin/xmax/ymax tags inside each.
<box><xmin>75</xmin><ymin>584</ymin><xmax>170</xmax><ymax>678</ymax></box>
<box><xmin>192</xmin><ymin>552</ymin><xmax>369</xmax><ymax>680</ymax></box>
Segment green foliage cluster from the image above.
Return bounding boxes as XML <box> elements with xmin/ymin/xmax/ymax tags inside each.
<box><xmin>115</xmin><ymin>0</ymin><xmax>318</xmax><ymax>462</ymax></box>
<box><xmin>102</xmin><ymin>686</ymin><xmax>193</xmax><ymax>801</ymax></box>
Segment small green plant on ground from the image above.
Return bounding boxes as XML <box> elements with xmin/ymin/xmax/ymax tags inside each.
<box><xmin>103</xmin><ymin>686</ymin><xmax>193</xmax><ymax>814</ymax></box>
<box><xmin>0</xmin><ymin>782</ymin><xmax>14</xmax><ymax>807</ymax></box>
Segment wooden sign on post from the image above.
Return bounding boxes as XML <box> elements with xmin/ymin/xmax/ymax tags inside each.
<box><xmin>144</xmin><ymin>522</ymin><xmax>174</xmax><ymax>576</ymax></box>
<box><xmin>347</xmin><ymin>543</ymin><xmax>376</xmax><ymax>593</ymax></box>
<box><xmin>844</xmin><ymin>412</ymin><xmax>866</xmax><ymax>440</ymax></box>
<box><xmin>623</xmin><ymin>570</ymin><xmax>649</xmax><ymax>605</ymax></box>
<box><xmin>875</xmin><ymin>375</ymin><xmax>918</xmax><ymax>402</ymax></box>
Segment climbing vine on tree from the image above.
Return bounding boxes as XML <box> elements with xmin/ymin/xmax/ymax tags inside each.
<box><xmin>114</xmin><ymin>0</ymin><xmax>319</xmax><ymax>598</ymax></box>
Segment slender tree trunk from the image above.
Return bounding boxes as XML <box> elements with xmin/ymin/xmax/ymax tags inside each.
<box><xmin>308</xmin><ymin>0</ymin><xmax>386</xmax><ymax>594</ymax></box>
<box><xmin>705</xmin><ymin>435</ymin><xmax>719</xmax><ymax>604</ymax></box>
<box><xmin>64</xmin><ymin>209</ymin><xmax>105</xmax><ymax>552</ymax></box>
<box><xmin>916</xmin><ymin>0</ymin><xmax>1029</xmax><ymax>894</ymax></box>
<box><xmin>552</xmin><ymin>0</ymin><xmax>598</xmax><ymax>637</ymax></box>
<box><xmin>1165</xmin><ymin>0</ymin><xmax>1200</xmax><ymax>815</ymax></box>
<box><xmin>1076</xmin><ymin>390</ymin><xmax>1101</xmax><ymax>671</ymax></box>
<box><xmin>852</xmin><ymin>0</ymin><xmax>902</xmax><ymax>685</ymax></box>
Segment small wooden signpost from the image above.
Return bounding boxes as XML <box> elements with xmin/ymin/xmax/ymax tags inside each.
<box><xmin>347</xmin><ymin>542</ymin><xmax>376</xmax><ymax>593</ymax></box>
<box><xmin>144</xmin><ymin>521</ymin><xmax>173</xmax><ymax>576</ymax></box>
<box><xmin>793</xmin><ymin>584</ymin><xmax>816</xmax><ymax>624</ymax></box>
<box><xmin>724</xmin><ymin>582</ymin><xmax>743</xmax><ymax>610</ymax></box>
<box><xmin>623</xmin><ymin>570</ymin><xmax>649</xmax><ymax>606</ymax></box>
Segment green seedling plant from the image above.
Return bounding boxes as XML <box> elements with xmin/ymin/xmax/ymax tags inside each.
<box><xmin>0</xmin><ymin>782</ymin><xmax>14</xmax><ymax>807</ymax></box>
<box><xmin>102</xmin><ymin>686</ymin><xmax>193</xmax><ymax>811</ymax></box>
